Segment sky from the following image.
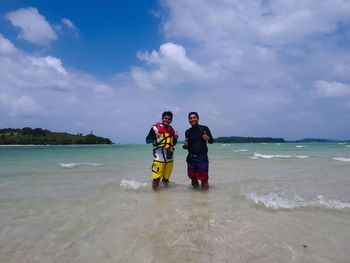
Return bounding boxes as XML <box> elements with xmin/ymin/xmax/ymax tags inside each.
<box><xmin>1</xmin><ymin>0</ymin><xmax>350</xmax><ymax>143</ymax></box>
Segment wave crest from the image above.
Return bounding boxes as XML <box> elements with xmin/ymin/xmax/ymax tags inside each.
<box><xmin>251</xmin><ymin>153</ymin><xmax>309</xmax><ymax>159</ymax></box>
<box><xmin>246</xmin><ymin>192</ymin><xmax>350</xmax><ymax>210</ymax></box>
<box><xmin>333</xmin><ymin>157</ymin><xmax>350</xmax><ymax>162</ymax></box>
<box><xmin>120</xmin><ymin>179</ymin><xmax>148</xmax><ymax>189</ymax></box>
<box><xmin>59</xmin><ymin>162</ymin><xmax>103</xmax><ymax>168</ymax></box>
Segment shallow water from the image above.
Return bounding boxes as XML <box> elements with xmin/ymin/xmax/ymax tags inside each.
<box><xmin>1</xmin><ymin>143</ymin><xmax>350</xmax><ymax>262</ymax></box>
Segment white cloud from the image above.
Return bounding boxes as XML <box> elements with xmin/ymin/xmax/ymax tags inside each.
<box><xmin>163</xmin><ymin>0</ymin><xmax>350</xmax><ymax>45</ymax></box>
<box><xmin>54</xmin><ymin>18</ymin><xmax>79</xmax><ymax>38</ymax></box>
<box><xmin>5</xmin><ymin>7</ymin><xmax>57</xmax><ymax>45</ymax></box>
<box><xmin>0</xmin><ymin>93</ymin><xmax>43</xmax><ymax>117</ymax></box>
<box><xmin>61</xmin><ymin>18</ymin><xmax>77</xmax><ymax>30</ymax></box>
<box><xmin>10</xmin><ymin>95</ymin><xmax>43</xmax><ymax>117</ymax></box>
<box><xmin>132</xmin><ymin>42</ymin><xmax>205</xmax><ymax>89</ymax></box>
<box><xmin>30</xmin><ymin>56</ymin><xmax>67</xmax><ymax>76</ymax></box>
<box><xmin>0</xmin><ymin>34</ymin><xmax>18</xmax><ymax>54</ymax></box>
<box><xmin>0</xmin><ymin>36</ymin><xmax>114</xmax><ymax>117</ymax></box>
<box><xmin>314</xmin><ymin>80</ymin><xmax>350</xmax><ymax>97</ymax></box>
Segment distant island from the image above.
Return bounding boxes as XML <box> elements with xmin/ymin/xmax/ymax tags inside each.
<box><xmin>0</xmin><ymin>128</ymin><xmax>112</xmax><ymax>145</ymax></box>
<box><xmin>214</xmin><ymin>136</ymin><xmax>349</xmax><ymax>143</ymax></box>
<box><xmin>215</xmin><ymin>136</ymin><xmax>285</xmax><ymax>143</ymax></box>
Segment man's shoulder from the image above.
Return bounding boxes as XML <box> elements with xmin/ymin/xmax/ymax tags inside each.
<box><xmin>199</xmin><ymin>124</ymin><xmax>210</xmax><ymax>130</ymax></box>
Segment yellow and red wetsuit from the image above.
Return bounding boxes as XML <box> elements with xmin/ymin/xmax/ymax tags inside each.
<box><xmin>146</xmin><ymin>123</ymin><xmax>177</xmax><ymax>180</ymax></box>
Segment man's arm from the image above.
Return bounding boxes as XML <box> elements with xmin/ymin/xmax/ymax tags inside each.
<box><xmin>183</xmin><ymin>130</ymin><xmax>189</xmax><ymax>149</ymax></box>
<box><xmin>146</xmin><ymin>127</ymin><xmax>156</xmax><ymax>144</ymax></box>
<box><xmin>205</xmin><ymin>127</ymin><xmax>214</xmax><ymax>144</ymax></box>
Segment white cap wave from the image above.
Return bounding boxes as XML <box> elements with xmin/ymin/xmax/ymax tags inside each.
<box><xmin>246</xmin><ymin>192</ymin><xmax>350</xmax><ymax>210</ymax></box>
<box><xmin>120</xmin><ymin>179</ymin><xmax>148</xmax><ymax>189</ymax></box>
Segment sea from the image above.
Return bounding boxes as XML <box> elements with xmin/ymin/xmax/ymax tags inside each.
<box><xmin>0</xmin><ymin>143</ymin><xmax>350</xmax><ymax>263</ymax></box>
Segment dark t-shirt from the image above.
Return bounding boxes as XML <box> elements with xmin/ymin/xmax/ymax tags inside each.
<box><xmin>184</xmin><ymin>125</ymin><xmax>213</xmax><ymax>160</ymax></box>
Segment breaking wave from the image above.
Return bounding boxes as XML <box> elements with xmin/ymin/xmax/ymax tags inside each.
<box><xmin>59</xmin><ymin>163</ymin><xmax>80</xmax><ymax>168</ymax></box>
<box><xmin>332</xmin><ymin>157</ymin><xmax>350</xmax><ymax>162</ymax></box>
<box><xmin>251</xmin><ymin>153</ymin><xmax>309</xmax><ymax>159</ymax></box>
<box><xmin>234</xmin><ymin>149</ymin><xmax>249</xmax><ymax>152</ymax></box>
<box><xmin>120</xmin><ymin>179</ymin><xmax>148</xmax><ymax>189</ymax></box>
<box><xmin>59</xmin><ymin>162</ymin><xmax>103</xmax><ymax>168</ymax></box>
<box><xmin>246</xmin><ymin>192</ymin><xmax>350</xmax><ymax>210</ymax></box>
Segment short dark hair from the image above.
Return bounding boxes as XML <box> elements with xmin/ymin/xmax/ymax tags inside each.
<box><xmin>162</xmin><ymin>111</ymin><xmax>173</xmax><ymax>119</ymax></box>
<box><xmin>188</xmin><ymin>112</ymin><xmax>199</xmax><ymax>118</ymax></box>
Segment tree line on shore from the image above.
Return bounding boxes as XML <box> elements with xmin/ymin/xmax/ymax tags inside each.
<box><xmin>0</xmin><ymin>128</ymin><xmax>112</xmax><ymax>145</ymax></box>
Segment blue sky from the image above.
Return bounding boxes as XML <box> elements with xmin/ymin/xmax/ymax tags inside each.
<box><xmin>1</xmin><ymin>0</ymin><xmax>350</xmax><ymax>143</ymax></box>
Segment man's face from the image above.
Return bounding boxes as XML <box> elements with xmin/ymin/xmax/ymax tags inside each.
<box><xmin>188</xmin><ymin>114</ymin><xmax>199</xmax><ymax>127</ymax></box>
<box><xmin>162</xmin><ymin>115</ymin><xmax>172</xmax><ymax>127</ymax></box>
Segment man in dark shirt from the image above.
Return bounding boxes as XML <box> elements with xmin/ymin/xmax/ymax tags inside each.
<box><xmin>183</xmin><ymin>112</ymin><xmax>214</xmax><ymax>190</ymax></box>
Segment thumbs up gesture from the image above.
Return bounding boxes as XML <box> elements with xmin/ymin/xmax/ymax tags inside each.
<box><xmin>202</xmin><ymin>131</ymin><xmax>210</xmax><ymax>141</ymax></box>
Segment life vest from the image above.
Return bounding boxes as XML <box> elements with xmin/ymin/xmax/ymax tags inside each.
<box><xmin>153</xmin><ymin>123</ymin><xmax>175</xmax><ymax>151</ymax></box>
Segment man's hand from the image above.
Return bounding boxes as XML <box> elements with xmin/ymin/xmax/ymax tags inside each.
<box><xmin>183</xmin><ymin>138</ymin><xmax>188</xmax><ymax>149</ymax></box>
<box><xmin>202</xmin><ymin>131</ymin><xmax>210</xmax><ymax>141</ymax></box>
<box><xmin>174</xmin><ymin>130</ymin><xmax>179</xmax><ymax>140</ymax></box>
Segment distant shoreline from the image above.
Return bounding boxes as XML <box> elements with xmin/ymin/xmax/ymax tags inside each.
<box><xmin>0</xmin><ymin>127</ymin><xmax>113</xmax><ymax>145</ymax></box>
<box><xmin>214</xmin><ymin>136</ymin><xmax>349</xmax><ymax>143</ymax></box>
<box><xmin>0</xmin><ymin>144</ymin><xmax>113</xmax><ymax>147</ymax></box>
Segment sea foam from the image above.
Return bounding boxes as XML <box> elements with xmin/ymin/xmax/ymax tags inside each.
<box><xmin>246</xmin><ymin>192</ymin><xmax>350</xmax><ymax>210</ymax></box>
<box><xmin>59</xmin><ymin>162</ymin><xmax>103</xmax><ymax>168</ymax></box>
<box><xmin>251</xmin><ymin>153</ymin><xmax>309</xmax><ymax>159</ymax></box>
<box><xmin>59</xmin><ymin>163</ymin><xmax>80</xmax><ymax>168</ymax></box>
<box><xmin>120</xmin><ymin>179</ymin><xmax>148</xmax><ymax>189</ymax></box>
<box><xmin>332</xmin><ymin>157</ymin><xmax>350</xmax><ymax>162</ymax></box>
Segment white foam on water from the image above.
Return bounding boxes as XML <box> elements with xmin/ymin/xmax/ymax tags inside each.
<box><xmin>246</xmin><ymin>192</ymin><xmax>350</xmax><ymax>210</ymax></box>
<box><xmin>59</xmin><ymin>163</ymin><xmax>80</xmax><ymax>168</ymax></box>
<box><xmin>84</xmin><ymin>162</ymin><xmax>103</xmax><ymax>166</ymax></box>
<box><xmin>234</xmin><ymin>149</ymin><xmax>249</xmax><ymax>152</ymax></box>
<box><xmin>222</xmin><ymin>144</ymin><xmax>231</xmax><ymax>146</ymax></box>
<box><xmin>346</xmin><ymin>145</ymin><xmax>350</xmax><ymax>148</ymax></box>
<box><xmin>59</xmin><ymin>162</ymin><xmax>103</xmax><ymax>168</ymax></box>
<box><xmin>315</xmin><ymin>195</ymin><xmax>350</xmax><ymax>209</ymax></box>
<box><xmin>332</xmin><ymin>157</ymin><xmax>350</xmax><ymax>162</ymax></box>
<box><xmin>253</xmin><ymin>153</ymin><xmax>291</xmax><ymax>159</ymax></box>
<box><xmin>295</xmin><ymin>145</ymin><xmax>305</xmax><ymax>148</ymax></box>
<box><xmin>246</xmin><ymin>192</ymin><xmax>304</xmax><ymax>209</ymax></box>
<box><xmin>120</xmin><ymin>179</ymin><xmax>148</xmax><ymax>189</ymax></box>
<box><xmin>252</xmin><ymin>153</ymin><xmax>309</xmax><ymax>159</ymax></box>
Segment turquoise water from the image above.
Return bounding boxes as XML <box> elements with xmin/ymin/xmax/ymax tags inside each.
<box><xmin>1</xmin><ymin>143</ymin><xmax>350</xmax><ymax>262</ymax></box>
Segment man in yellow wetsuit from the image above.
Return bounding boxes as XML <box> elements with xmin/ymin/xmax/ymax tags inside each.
<box><xmin>146</xmin><ymin>111</ymin><xmax>178</xmax><ymax>191</ymax></box>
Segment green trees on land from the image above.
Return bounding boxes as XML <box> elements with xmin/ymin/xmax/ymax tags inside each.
<box><xmin>0</xmin><ymin>127</ymin><xmax>112</xmax><ymax>145</ymax></box>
